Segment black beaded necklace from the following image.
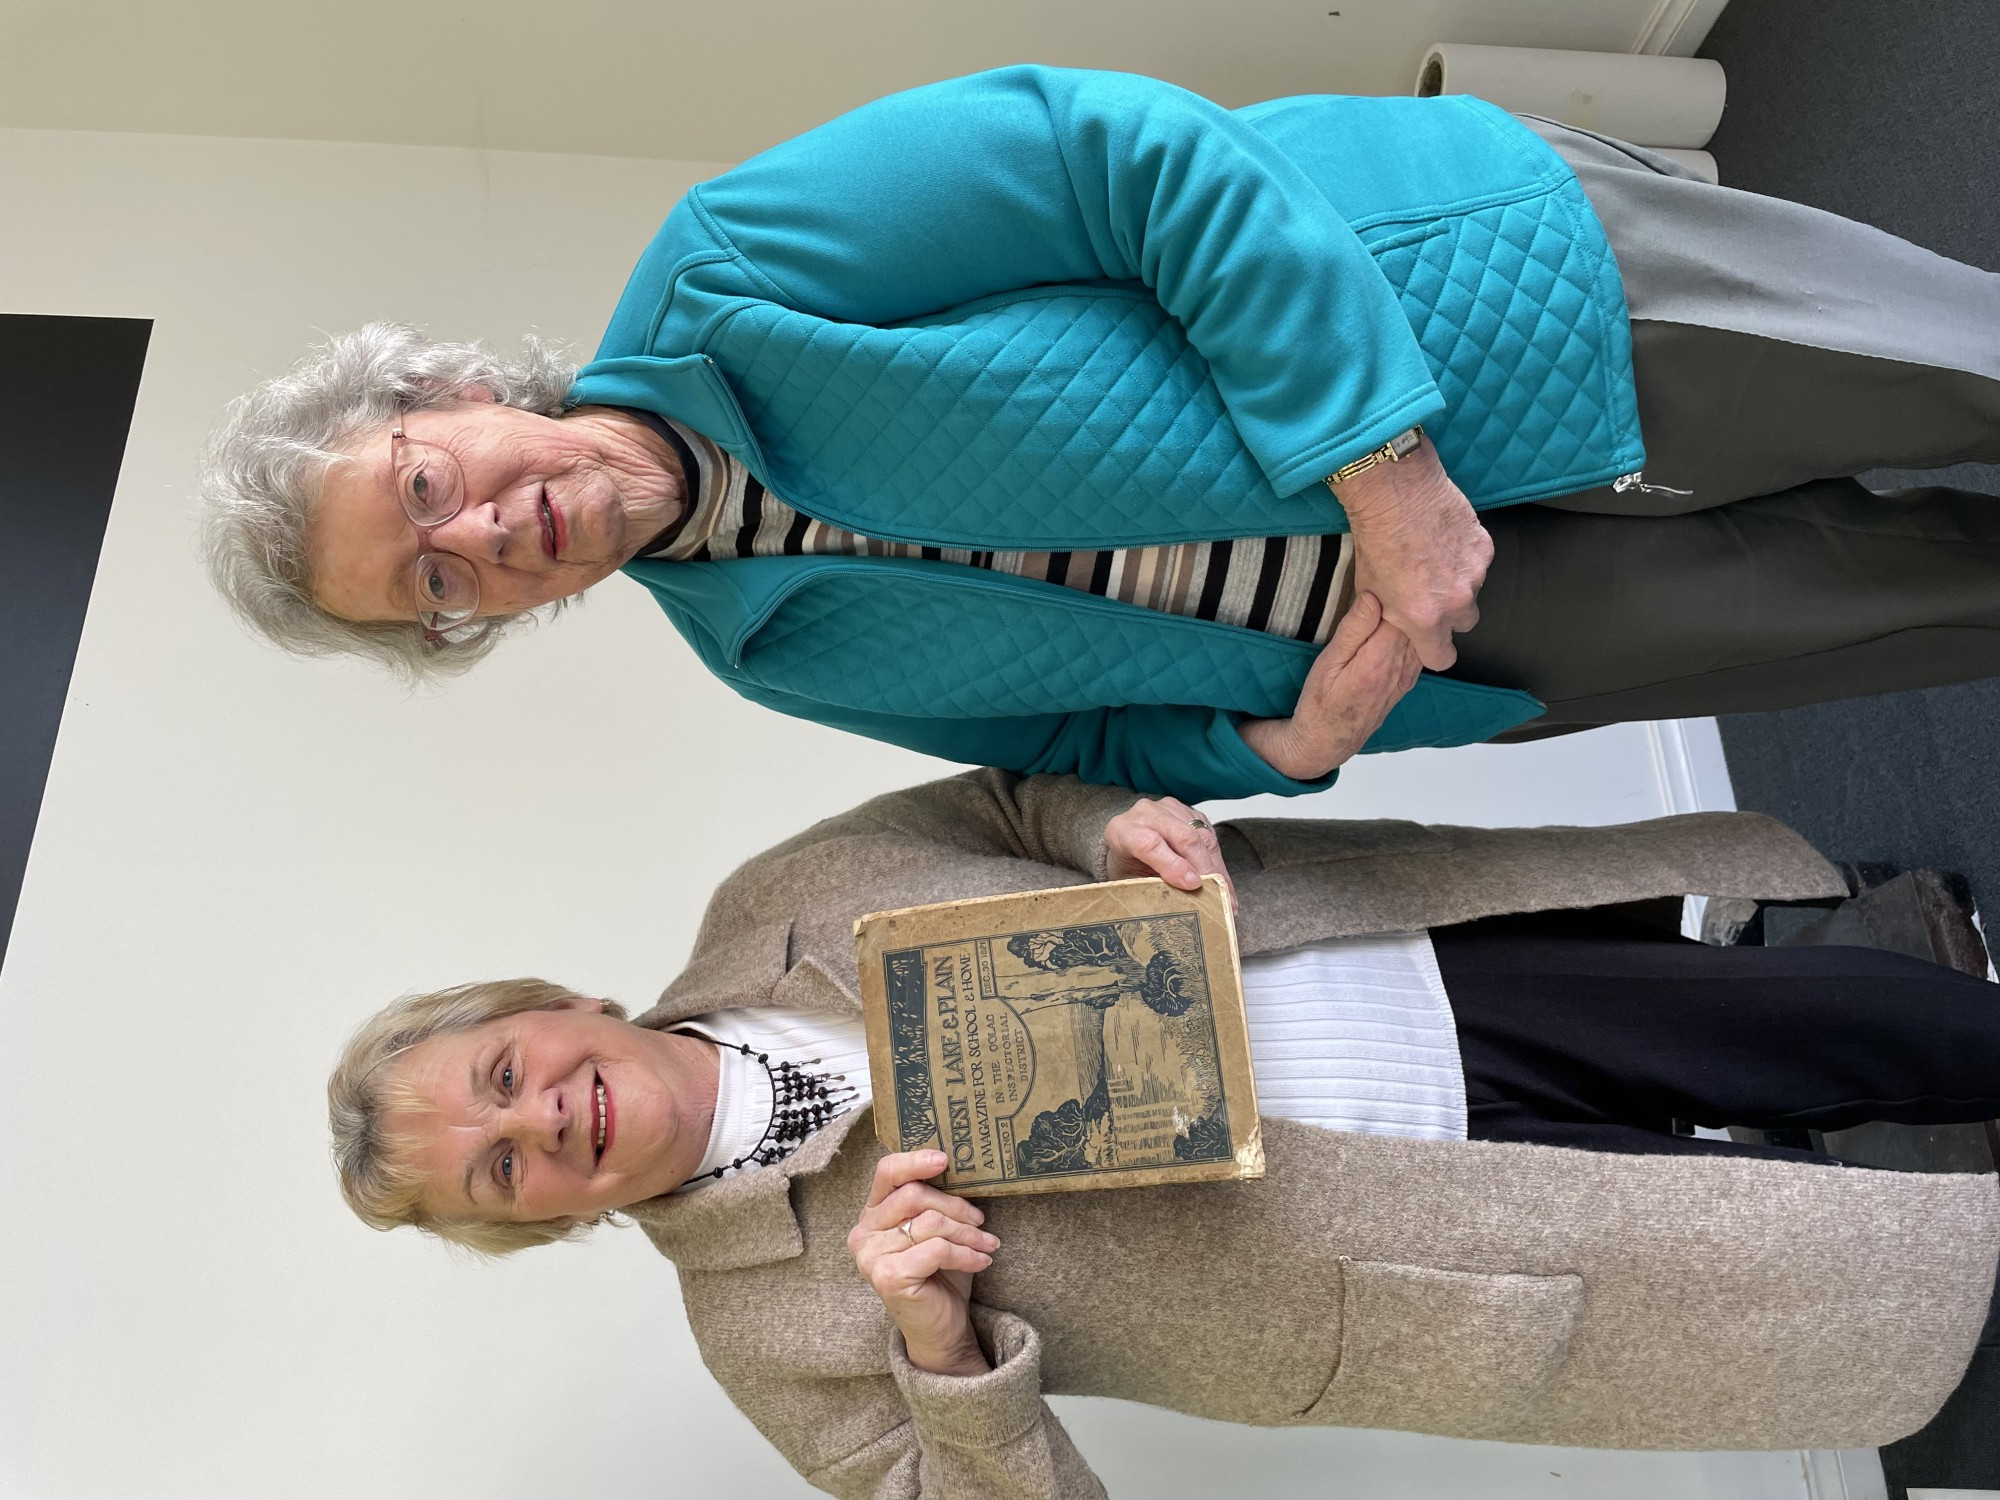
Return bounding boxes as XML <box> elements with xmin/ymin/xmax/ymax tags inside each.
<box><xmin>678</xmin><ymin>1033</ymin><xmax>860</xmax><ymax>1183</ymax></box>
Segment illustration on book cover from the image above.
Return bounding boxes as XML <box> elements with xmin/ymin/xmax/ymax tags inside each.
<box><xmin>880</xmin><ymin>913</ymin><xmax>1232</xmax><ymax>1190</ymax></box>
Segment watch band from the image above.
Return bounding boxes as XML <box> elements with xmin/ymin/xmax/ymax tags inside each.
<box><xmin>1324</xmin><ymin>426</ymin><xmax>1424</xmax><ymax>490</ymax></box>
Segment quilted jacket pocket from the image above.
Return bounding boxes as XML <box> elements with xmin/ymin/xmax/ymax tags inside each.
<box><xmin>1303</xmin><ymin>1259</ymin><xmax>1582</xmax><ymax>1438</ymax></box>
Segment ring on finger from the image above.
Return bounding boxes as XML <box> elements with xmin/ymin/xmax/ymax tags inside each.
<box><xmin>1187</xmin><ymin>817</ymin><xmax>1208</xmax><ymax>830</ymax></box>
<box><xmin>898</xmin><ymin>1218</ymin><xmax>916</xmax><ymax>1244</ymax></box>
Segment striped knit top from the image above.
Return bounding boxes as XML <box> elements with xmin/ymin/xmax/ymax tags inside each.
<box><xmin>629</xmin><ymin>412</ymin><xmax>1360</xmax><ymax>646</ymax></box>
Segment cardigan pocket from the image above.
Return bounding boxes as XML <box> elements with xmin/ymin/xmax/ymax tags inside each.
<box><xmin>1302</xmin><ymin>1258</ymin><xmax>1582</xmax><ymax>1438</ymax></box>
<box><xmin>1230</xmin><ymin>818</ymin><xmax>1450</xmax><ymax>871</ymax></box>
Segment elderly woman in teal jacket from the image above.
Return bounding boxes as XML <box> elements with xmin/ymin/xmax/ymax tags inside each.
<box><xmin>203</xmin><ymin>66</ymin><xmax>2000</xmax><ymax>802</ymax></box>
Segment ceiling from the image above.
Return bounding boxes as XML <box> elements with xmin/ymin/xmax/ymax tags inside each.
<box><xmin>0</xmin><ymin>0</ymin><xmax>1715</xmax><ymax>164</ymax></box>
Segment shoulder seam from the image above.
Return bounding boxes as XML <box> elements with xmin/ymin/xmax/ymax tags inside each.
<box><xmin>686</xmin><ymin>182</ymin><xmax>799</xmax><ymax>305</ymax></box>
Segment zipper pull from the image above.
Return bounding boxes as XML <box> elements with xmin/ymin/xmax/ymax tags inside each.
<box><xmin>1613</xmin><ymin>471</ymin><xmax>1694</xmax><ymax>497</ymax></box>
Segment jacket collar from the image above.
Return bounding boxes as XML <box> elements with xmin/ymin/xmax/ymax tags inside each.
<box><xmin>628</xmin><ymin>921</ymin><xmax>864</xmax><ymax>1271</ymax></box>
<box><xmin>641</xmin><ymin>918</ymin><xmax>794</xmax><ymax>1026</ymax></box>
<box><xmin>569</xmin><ymin>353</ymin><xmax>770</xmax><ymax>474</ymax></box>
<box><xmin>626</xmin><ymin>1106</ymin><xmax>868</xmax><ymax>1272</ymax></box>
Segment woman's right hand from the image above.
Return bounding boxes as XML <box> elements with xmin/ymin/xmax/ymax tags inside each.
<box><xmin>1103</xmin><ymin>793</ymin><xmax>1238</xmax><ymax>909</ymax></box>
<box><xmin>848</xmin><ymin>1150</ymin><xmax>999</xmax><ymax>1377</ymax></box>
<box><xmin>1238</xmin><ymin>592</ymin><xmax>1423</xmax><ymax>781</ymax></box>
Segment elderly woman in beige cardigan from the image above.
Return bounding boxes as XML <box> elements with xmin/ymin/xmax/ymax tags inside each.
<box><xmin>330</xmin><ymin>772</ymin><xmax>2000</xmax><ymax>1498</ymax></box>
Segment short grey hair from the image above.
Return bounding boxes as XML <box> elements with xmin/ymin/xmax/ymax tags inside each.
<box><xmin>327</xmin><ymin>977</ymin><xmax>631</xmax><ymax>1257</ymax></box>
<box><xmin>198</xmin><ymin>322</ymin><xmax>579</xmax><ymax>682</ymax></box>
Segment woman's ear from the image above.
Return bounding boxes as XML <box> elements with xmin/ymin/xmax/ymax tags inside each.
<box><xmin>456</xmin><ymin>385</ymin><xmax>499</xmax><ymax>404</ymax></box>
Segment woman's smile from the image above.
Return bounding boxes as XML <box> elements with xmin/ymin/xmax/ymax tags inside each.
<box><xmin>540</xmin><ymin>485</ymin><xmax>572</xmax><ymax>560</ymax></box>
<box><xmin>592</xmin><ymin>1070</ymin><xmax>617</xmax><ymax>1163</ymax></box>
<box><xmin>384</xmin><ymin>1002</ymin><xmax>715</xmax><ymax>1223</ymax></box>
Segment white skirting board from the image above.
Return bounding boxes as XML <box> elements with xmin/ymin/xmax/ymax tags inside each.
<box><xmin>1633</xmin><ymin>0</ymin><xmax>1737</xmax><ymax>57</ymax></box>
<box><xmin>1646</xmin><ymin>716</ymin><xmax>1737</xmax><ymax>815</ymax></box>
<box><xmin>1806</xmin><ymin>1448</ymin><xmax>1892</xmax><ymax>1500</ymax></box>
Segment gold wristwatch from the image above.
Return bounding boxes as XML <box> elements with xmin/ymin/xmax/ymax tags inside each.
<box><xmin>1323</xmin><ymin>426</ymin><xmax>1424</xmax><ymax>490</ymax></box>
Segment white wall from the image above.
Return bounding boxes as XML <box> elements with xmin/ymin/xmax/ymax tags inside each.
<box><xmin>0</xmin><ymin>0</ymin><xmax>1729</xmax><ymax>164</ymax></box>
<box><xmin>0</xmin><ymin>121</ymin><xmax>1815</xmax><ymax>1500</ymax></box>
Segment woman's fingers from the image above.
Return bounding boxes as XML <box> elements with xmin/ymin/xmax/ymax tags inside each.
<box><xmin>1320</xmin><ymin>589</ymin><xmax>1383</xmax><ymax>673</ymax></box>
<box><xmin>853</xmin><ymin>1208</ymin><xmax>1000</xmax><ymax>1282</ymax></box>
<box><xmin>1302</xmin><ymin>593</ymin><xmax>1388</xmax><ymax>699</ymax></box>
<box><xmin>1111</xmin><ymin>823</ymin><xmax>1198</xmax><ymax>888</ymax></box>
<box><xmin>1346</xmin><ymin>619</ymin><xmax>1420</xmax><ymax>706</ymax></box>
<box><xmin>1155</xmin><ymin>798</ymin><xmax>1236</xmax><ymax>909</ymax></box>
<box><xmin>1397</xmin><ymin>634</ymin><xmax>1424</xmax><ymax>694</ymax></box>
<box><xmin>857</xmin><ymin>1178</ymin><xmax>983</xmax><ymax>1241</ymax></box>
<box><xmin>872</xmin><ymin>1182</ymin><xmax>984</xmax><ymax>1231</ymax></box>
<box><xmin>873</xmin><ymin>1235</ymin><xmax>995</xmax><ymax>1292</ymax></box>
<box><xmin>851</xmin><ymin>1155</ymin><xmax>998</xmax><ymax>1270</ymax></box>
<box><xmin>877</xmin><ymin>1213</ymin><xmax>1001</xmax><ymax>1259</ymax></box>
<box><xmin>1302</xmin><ymin>609</ymin><xmax>1404</xmax><ymax>715</ymax></box>
<box><xmin>1102</xmin><ymin>797</ymin><xmax>1237</xmax><ymax>908</ymax></box>
<box><xmin>864</xmin><ymin>1149</ymin><xmax>949</xmax><ymax>1210</ymax></box>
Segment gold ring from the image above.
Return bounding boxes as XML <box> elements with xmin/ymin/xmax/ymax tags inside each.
<box><xmin>898</xmin><ymin>1219</ymin><xmax>915</xmax><ymax>1243</ymax></box>
<box><xmin>1187</xmin><ymin>817</ymin><xmax>1209</xmax><ymax>830</ymax></box>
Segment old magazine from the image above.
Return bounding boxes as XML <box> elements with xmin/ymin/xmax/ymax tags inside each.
<box><xmin>856</xmin><ymin>875</ymin><xmax>1263</xmax><ymax>1197</ymax></box>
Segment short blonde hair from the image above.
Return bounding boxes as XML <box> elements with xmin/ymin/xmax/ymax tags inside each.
<box><xmin>327</xmin><ymin>977</ymin><xmax>629</xmax><ymax>1256</ymax></box>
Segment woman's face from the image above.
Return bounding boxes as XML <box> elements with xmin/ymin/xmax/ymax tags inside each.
<box><xmin>309</xmin><ymin>397</ymin><xmax>678</xmax><ymax>625</ymax></box>
<box><xmin>386</xmin><ymin>1002</ymin><xmax>707</xmax><ymax>1226</ymax></box>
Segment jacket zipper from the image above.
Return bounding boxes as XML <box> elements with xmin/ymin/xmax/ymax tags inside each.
<box><xmin>1612</xmin><ymin>471</ymin><xmax>1694</xmax><ymax>497</ymax></box>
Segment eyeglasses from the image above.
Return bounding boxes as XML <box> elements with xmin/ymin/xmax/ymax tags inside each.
<box><xmin>388</xmin><ymin>420</ymin><xmax>480</xmax><ymax>642</ymax></box>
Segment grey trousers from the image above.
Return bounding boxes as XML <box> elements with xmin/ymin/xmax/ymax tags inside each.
<box><xmin>1454</xmin><ymin>117</ymin><xmax>2000</xmax><ymax>733</ymax></box>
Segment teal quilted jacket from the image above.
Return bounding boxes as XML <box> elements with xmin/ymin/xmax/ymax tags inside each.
<box><xmin>573</xmin><ymin>67</ymin><xmax>1645</xmax><ymax>801</ymax></box>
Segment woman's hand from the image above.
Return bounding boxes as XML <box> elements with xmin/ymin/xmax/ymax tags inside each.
<box><xmin>1336</xmin><ymin>436</ymin><xmax>1492</xmax><ymax>671</ymax></box>
<box><xmin>848</xmin><ymin>1150</ymin><xmax>998</xmax><ymax>1377</ymax></box>
<box><xmin>1239</xmin><ymin>592</ymin><xmax>1422</xmax><ymax>781</ymax></box>
<box><xmin>1103</xmin><ymin>796</ymin><xmax>1237</xmax><ymax>910</ymax></box>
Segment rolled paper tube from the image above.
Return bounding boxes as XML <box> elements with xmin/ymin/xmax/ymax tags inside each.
<box><xmin>1649</xmin><ymin>147</ymin><xmax>1720</xmax><ymax>183</ymax></box>
<box><xmin>1417</xmin><ymin>43</ymin><xmax>1727</xmax><ymax>149</ymax></box>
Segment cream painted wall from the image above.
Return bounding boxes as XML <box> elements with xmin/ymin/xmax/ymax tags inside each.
<box><xmin>0</xmin><ymin>0</ymin><xmax>1727</xmax><ymax>164</ymax></box>
<box><xmin>0</xmin><ymin>116</ymin><xmax>1816</xmax><ymax>1500</ymax></box>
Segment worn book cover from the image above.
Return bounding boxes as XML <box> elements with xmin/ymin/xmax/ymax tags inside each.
<box><xmin>856</xmin><ymin>875</ymin><xmax>1263</xmax><ymax>1197</ymax></box>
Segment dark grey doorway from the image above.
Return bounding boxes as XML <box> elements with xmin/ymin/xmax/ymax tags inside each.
<box><xmin>0</xmin><ymin>313</ymin><xmax>152</xmax><ymax>967</ymax></box>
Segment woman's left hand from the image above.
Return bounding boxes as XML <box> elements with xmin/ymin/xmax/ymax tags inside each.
<box><xmin>1103</xmin><ymin>796</ymin><xmax>1237</xmax><ymax>911</ymax></box>
<box><xmin>849</xmin><ymin>1150</ymin><xmax>997</xmax><ymax>1377</ymax></box>
<box><xmin>1337</xmin><ymin>436</ymin><xmax>1492</xmax><ymax>671</ymax></box>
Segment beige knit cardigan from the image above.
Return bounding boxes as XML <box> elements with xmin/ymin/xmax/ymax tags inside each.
<box><xmin>625</xmin><ymin>771</ymin><xmax>2000</xmax><ymax>1499</ymax></box>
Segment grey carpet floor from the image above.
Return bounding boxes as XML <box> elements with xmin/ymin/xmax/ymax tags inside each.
<box><xmin>1698</xmin><ymin>0</ymin><xmax>2000</xmax><ymax>917</ymax></box>
<box><xmin>1698</xmin><ymin>5</ymin><xmax>2000</xmax><ymax>1493</ymax></box>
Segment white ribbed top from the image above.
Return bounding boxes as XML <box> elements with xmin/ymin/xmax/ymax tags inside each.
<box><xmin>1238</xmin><ymin>932</ymin><xmax>1467</xmax><ymax>1141</ymax></box>
<box><xmin>678</xmin><ymin>932</ymin><xmax>1466</xmax><ymax>1187</ymax></box>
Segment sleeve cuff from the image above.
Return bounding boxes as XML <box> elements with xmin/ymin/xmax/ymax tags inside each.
<box><xmin>1209</xmin><ymin>713</ymin><xmax>1340</xmax><ymax>799</ymax></box>
<box><xmin>889</xmin><ymin>1309</ymin><xmax>1047</xmax><ymax>1449</ymax></box>
<box><xmin>1266</xmin><ymin>385</ymin><xmax>1447</xmax><ymax>497</ymax></box>
<box><xmin>1061</xmin><ymin>783</ymin><xmax>1138</xmax><ymax>880</ymax></box>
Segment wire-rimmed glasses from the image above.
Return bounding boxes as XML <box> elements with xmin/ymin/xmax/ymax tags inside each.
<box><xmin>388</xmin><ymin>420</ymin><xmax>479</xmax><ymax>642</ymax></box>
